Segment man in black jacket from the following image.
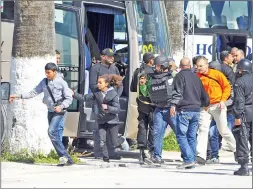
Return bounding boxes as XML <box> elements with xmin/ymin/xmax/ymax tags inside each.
<box><xmin>130</xmin><ymin>52</ymin><xmax>155</xmax><ymax>164</ymax></box>
<box><xmin>170</xmin><ymin>57</ymin><xmax>210</xmax><ymax>169</ymax></box>
<box><xmin>232</xmin><ymin>59</ymin><xmax>252</xmax><ymax>176</ymax></box>
<box><xmin>206</xmin><ymin>53</ymin><xmax>235</xmax><ymax>164</ymax></box>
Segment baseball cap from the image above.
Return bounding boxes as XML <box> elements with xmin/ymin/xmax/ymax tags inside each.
<box><xmin>143</xmin><ymin>52</ymin><xmax>155</xmax><ymax>63</ymax></box>
<box><xmin>101</xmin><ymin>48</ymin><xmax>114</xmax><ymax>56</ymax></box>
<box><xmin>168</xmin><ymin>57</ymin><xmax>175</xmax><ymax>63</ymax></box>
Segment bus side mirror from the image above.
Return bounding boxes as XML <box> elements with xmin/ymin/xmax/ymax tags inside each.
<box><xmin>140</xmin><ymin>1</ymin><xmax>153</xmax><ymax>15</ymax></box>
<box><xmin>1</xmin><ymin>82</ymin><xmax>10</xmax><ymax>100</ymax></box>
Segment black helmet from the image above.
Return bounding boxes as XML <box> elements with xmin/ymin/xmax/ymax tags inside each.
<box><xmin>209</xmin><ymin>61</ymin><xmax>221</xmax><ymax>71</ymax></box>
<box><xmin>236</xmin><ymin>59</ymin><xmax>252</xmax><ymax>73</ymax></box>
<box><xmin>154</xmin><ymin>55</ymin><xmax>170</xmax><ymax>68</ymax></box>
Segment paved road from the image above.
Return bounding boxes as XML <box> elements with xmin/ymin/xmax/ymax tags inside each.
<box><xmin>2</xmin><ymin>150</ymin><xmax>252</xmax><ymax>188</ymax></box>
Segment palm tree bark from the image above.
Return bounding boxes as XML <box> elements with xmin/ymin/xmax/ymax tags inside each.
<box><xmin>6</xmin><ymin>0</ymin><xmax>56</xmax><ymax>154</ymax></box>
<box><xmin>165</xmin><ymin>1</ymin><xmax>184</xmax><ymax>64</ymax></box>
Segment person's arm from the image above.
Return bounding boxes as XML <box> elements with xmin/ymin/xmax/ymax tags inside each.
<box><xmin>73</xmin><ymin>92</ymin><xmax>94</xmax><ymax>102</ymax></box>
<box><xmin>171</xmin><ymin>74</ymin><xmax>184</xmax><ymax>106</ymax></box>
<box><xmin>59</xmin><ymin>81</ymin><xmax>73</xmax><ymax>109</ymax></box>
<box><xmin>233</xmin><ymin>81</ymin><xmax>245</xmax><ymax>119</ymax></box>
<box><xmin>200</xmin><ymin>79</ymin><xmax>210</xmax><ymax>107</ymax></box>
<box><xmin>106</xmin><ymin>96</ymin><xmax>120</xmax><ymax>115</ymax></box>
<box><xmin>89</xmin><ymin>65</ymin><xmax>99</xmax><ymax>93</ymax></box>
<box><xmin>21</xmin><ymin>79</ymin><xmax>45</xmax><ymax>99</ymax></box>
<box><xmin>217</xmin><ymin>71</ymin><xmax>231</xmax><ymax>102</ymax></box>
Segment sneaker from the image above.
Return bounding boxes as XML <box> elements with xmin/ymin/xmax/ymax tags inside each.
<box><xmin>196</xmin><ymin>156</ymin><xmax>206</xmax><ymax>165</ymax></box>
<box><xmin>206</xmin><ymin>158</ymin><xmax>220</xmax><ymax>164</ymax></box>
<box><xmin>177</xmin><ymin>162</ymin><xmax>196</xmax><ymax>169</ymax></box>
<box><xmin>150</xmin><ymin>157</ymin><xmax>162</xmax><ymax>166</ymax></box>
<box><xmin>57</xmin><ymin>157</ymin><xmax>73</xmax><ymax>166</ymax></box>
<box><xmin>59</xmin><ymin>156</ymin><xmax>68</xmax><ymax>164</ymax></box>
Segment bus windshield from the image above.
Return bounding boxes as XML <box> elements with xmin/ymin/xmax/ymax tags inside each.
<box><xmin>185</xmin><ymin>1</ymin><xmax>252</xmax><ymax>32</ymax></box>
<box><xmin>133</xmin><ymin>1</ymin><xmax>172</xmax><ymax>62</ymax></box>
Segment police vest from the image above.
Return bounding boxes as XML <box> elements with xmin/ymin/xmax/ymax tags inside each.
<box><xmin>148</xmin><ymin>72</ymin><xmax>174</xmax><ymax>104</ymax></box>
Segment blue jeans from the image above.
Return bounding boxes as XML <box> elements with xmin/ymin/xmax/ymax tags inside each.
<box><xmin>48</xmin><ymin>112</ymin><xmax>73</xmax><ymax>163</ymax></box>
<box><xmin>153</xmin><ymin>107</ymin><xmax>176</xmax><ymax>160</ymax></box>
<box><xmin>176</xmin><ymin>111</ymin><xmax>200</xmax><ymax>163</ymax></box>
<box><xmin>208</xmin><ymin>113</ymin><xmax>235</xmax><ymax>159</ymax></box>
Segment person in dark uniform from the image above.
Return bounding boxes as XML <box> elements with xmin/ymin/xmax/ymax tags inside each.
<box><xmin>130</xmin><ymin>52</ymin><xmax>155</xmax><ymax>164</ymax></box>
<box><xmin>89</xmin><ymin>48</ymin><xmax>123</xmax><ymax>159</ymax></box>
<box><xmin>144</xmin><ymin>56</ymin><xmax>176</xmax><ymax>166</ymax></box>
<box><xmin>232</xmin><ymin>59</ymin><xmax>252</xmax><ymax>176</ymax></box>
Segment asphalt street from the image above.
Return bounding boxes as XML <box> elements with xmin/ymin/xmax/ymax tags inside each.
<box><xmin>2</xmin><ymin>150</ymin><xmax>252</xmax><ymax>188</ymax></box>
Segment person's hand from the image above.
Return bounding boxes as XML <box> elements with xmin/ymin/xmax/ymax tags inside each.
<box><xmin>218</xmin><ymin>101</ymin><xmax>226</xmax><ymax>109</ymax></box>
<box><xmin>234</xmin><ymin>118</ymin><xmax>241</xmax><ymax>126</ymax></box>
<box><xmin>71</xmin><ymin>89</ymin><xmax>74</xmax><ymax>96</ymax></box>
<box><xmin>102</xmin><ymin>104</ymin><xmax>108</xmax><ymax>110</ymax></box>
<box><xmin>204</xmin><ymin>106</ymin><xmax>209</xmax><ymax>111</ymax></box>
<box><xmin>54</xmin><ymin>106</ymin><xmax>62</xmax><ymax>113</ymax></box>
<box><xmin>170</xmin><ymin>106</ymin><xmax>176</xmax><ymax>117</ymax></box>
<box><xmin>9</xmin><ymin>94</ymin><xmax>19</xmax><ymax>103</ymax></box>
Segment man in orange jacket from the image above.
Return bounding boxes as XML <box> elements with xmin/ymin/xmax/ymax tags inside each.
<box><xmin>195</xmin><ymin>56</ymin><xmax>236</xmax><ymax>165</ymax></box>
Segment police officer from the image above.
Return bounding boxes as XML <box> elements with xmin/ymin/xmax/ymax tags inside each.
<box><xmin>232</xmin><ymin>59</ymin><xmax>252</xmax><ymax>176</ymax></box>
<box><xmin>145</xmin><ymin>55</ymin><xmax>176</xmax><ymax>165</ymax></box>
<box><xmin>130</xmin><ymin>52</ymin><xmax>155</xmax><ymax>164</ymax></box>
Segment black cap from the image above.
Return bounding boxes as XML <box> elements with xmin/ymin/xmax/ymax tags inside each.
<box><xmin>143</xmin><ymin>52</ymin><xmax>155</xmax><ymax>63</ymax></box>
<box><xmin>101</xmin><ymin>48</ymin><xmax>114</xmax><ymax>56</ymax></box>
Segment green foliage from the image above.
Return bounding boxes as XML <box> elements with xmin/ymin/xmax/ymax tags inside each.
<box><xmin>163</xmin><ymin>132</ymin><xmax>180</xmax><ymax>152</ymax></box>
<box><xmin>1</xmin><ymin>149</ymin><xmax>80</xmax><ymax>164</ymax></box>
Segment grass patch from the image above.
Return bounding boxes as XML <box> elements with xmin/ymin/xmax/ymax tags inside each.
<box><xmin>1</xmin><ymin>149</ymin><xmax>80</xmax><ymax>164</ymax></box>
<box><xmin>163</xmin><ymin>132</ymin><xmax>180</xmax><ymax>152</ymax></box>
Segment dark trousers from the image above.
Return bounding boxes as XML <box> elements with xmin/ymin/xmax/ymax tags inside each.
<box><xmin>99</xmin><ymin>123</ymin><xmax>119</xmax><ymax>159</ymax></box>
<box><xmin>47</xmin><ymin>112</ymin><xmax>73</xmax><ymax>163</ymax></box>
<box><xmin>233</xmin><ymin>122</ymin><xmax>252</xmax><ymax>164</ymax></box>
<box><xmin>137</xmin><ymin>111</ymin><xmax>154</xmax><ymax>151</ymax></box>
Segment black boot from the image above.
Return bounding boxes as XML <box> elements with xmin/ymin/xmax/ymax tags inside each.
<box><xmin>234</xmin><ymin>163</ymin><xmax>250</xmax><ymax>176</ymax></box>
<box><xmin>139</xmin><ymin>149</ymin><xmax>145</xmax><ymax>165</ymax></box>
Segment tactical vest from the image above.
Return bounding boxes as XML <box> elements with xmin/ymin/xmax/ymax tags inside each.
<box><xmin>148</xmin><ymin>72</ymin><xmax>173</xmax><ymax>104</ymax></box>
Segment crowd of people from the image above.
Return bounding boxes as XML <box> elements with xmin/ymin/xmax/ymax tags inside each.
<box><xmin>9</xmin><ymin>47</ymin><xmax>252</xmax><ymax>176</ymax></box>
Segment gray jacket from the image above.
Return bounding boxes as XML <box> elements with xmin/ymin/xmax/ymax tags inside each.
<box><xmin>20</xmin><ymin>74</ymin><xmax>73</xmax><ymax>112</ymax></box>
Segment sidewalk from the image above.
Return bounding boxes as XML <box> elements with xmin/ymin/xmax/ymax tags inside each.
<box><xmin>2</xmin><ymin>150</ymin><xmax>252</xmax><ymax>188</ymax></box>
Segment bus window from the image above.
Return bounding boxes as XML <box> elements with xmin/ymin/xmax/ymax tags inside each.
<box><xmin>185</xmin><ymin>1</ymin><xmax>250</xmax><ymax>31</ymax></box>
<box><xmin>114</xmin><ymin>14</ymin><xmax>128</xmax><ymax>65</ymax></box>
<box><xmin>1</xmin><ymin>1</ymin><xmax>14</xmax><ymax>20</ymax></box>
<box><xmin>133</xmin><ymin>1</ymin><xmax>171</xmax><ymax>63</ymax></box>
<box><xmin>55</xmin><ymin>9</ymin><xmax>79</xmax><ymax>111</ymax></box>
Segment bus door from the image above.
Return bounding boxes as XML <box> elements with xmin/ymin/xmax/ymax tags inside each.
<box><xmin>54</xmin><ymin>3</ymin><xmax>85</xmax><ymax>138</ymax></box>
<box><xmin>212</xmin><ymin>33</ymin><xmax>248</xmax><ymax>62</ymax></box>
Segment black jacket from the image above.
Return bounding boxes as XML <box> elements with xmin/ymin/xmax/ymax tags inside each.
<box><xmin>89</xmin><ymin>63</ymin><xmax>123</xmax><ymax>97</ymax></box>
<box><xmin>171</xmin><ymin>69</ymin><xmax>210</xmax><ymax>111</ymax></box>
<box><xmin>73</xmin><ymin>88</ymin><xmax>120</xmax><ymax>124</ymax></box>
<box><xmin>233</xmin><ymin>73</ymin><xmax>252</xmax><ymax>122</ymax></box>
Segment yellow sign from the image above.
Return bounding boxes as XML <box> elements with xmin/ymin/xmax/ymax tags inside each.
<box><xmin>142</xmin><ymin>44</ymin><xmax>154</xmax><ymax>54</ymax></box>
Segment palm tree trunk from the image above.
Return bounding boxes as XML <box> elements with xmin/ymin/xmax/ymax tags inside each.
<box><xmin>165</xmin><ymin>1</ymin><xmax>184</xmax><ymax>64</ymax></box>
<box><xmin>6</xmin><ymin>1</ymin><xmax>56</xmax><ymax>154</ymax></box>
